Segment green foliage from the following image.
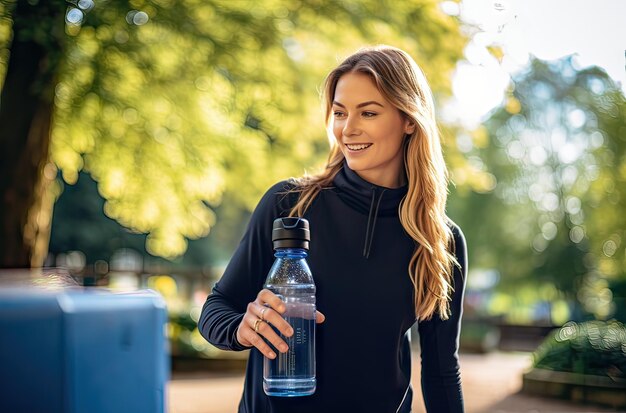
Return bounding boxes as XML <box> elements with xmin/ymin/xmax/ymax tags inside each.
<box><xmin>532</xmin><ymin>320</ymin><xmax>626</xmax><ymax>378</ymax></box>
<box><xmin>448</xmin><ymin>56</ymin><xmax>626</xmax><ymax>320</ymax></box>
<box><xmin>49</xmin><ymin>171</ymin><xmax>247</xmax><ymax>266</ymax></box>
<box><xmin>49</xmin><ymin>171</ymin><xmax>148</xmax><ymax>262</ymax></box>
<box><xmin>168</xmin><ymin>311</ymin><xmax>235</xmax><ymax>359</ymax></box>
<box><xmin>0</xmin><ymin>2</ymin><xmax>14</xmax><ymax>90</ymax></box>
<box><xmin>0</xmin><ymin>0</ymin><xmax>467</xmax><ymax>259</ymax></box>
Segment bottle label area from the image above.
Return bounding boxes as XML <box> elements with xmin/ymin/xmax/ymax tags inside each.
<box><xmin>265</xmin><ymin>304</ymin><xmax>315</xmax><ymax>379</ymax></box>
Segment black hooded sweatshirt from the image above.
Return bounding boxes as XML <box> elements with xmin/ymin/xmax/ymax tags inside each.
<box><xmin>199</xmin><ymin>165</ymin><xmax>467</xmax><ymax>413</ymax></box>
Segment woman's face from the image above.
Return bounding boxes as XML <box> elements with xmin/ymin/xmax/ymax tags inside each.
<box><xmin>331</xmin><ymin>71</ymin><xmax>415</xmax><ymax>188</ymax></box>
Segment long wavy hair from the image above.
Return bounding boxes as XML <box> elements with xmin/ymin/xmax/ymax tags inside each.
<box><xmin>290</xmin><ymin>45</ymin><xmax>457</xmax><ymax>321</ymax></box>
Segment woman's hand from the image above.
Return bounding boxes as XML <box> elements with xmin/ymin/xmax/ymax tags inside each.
<box><xmin>236</xmin><ymin>289</ymin><xmax>325</xmax><ymax>359</ymax></box>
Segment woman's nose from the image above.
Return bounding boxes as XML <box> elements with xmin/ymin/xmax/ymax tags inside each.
<box><xmin>342</xmin><ymin>115</ymin><xmax>361</xmax><ymax>137</ymax></box>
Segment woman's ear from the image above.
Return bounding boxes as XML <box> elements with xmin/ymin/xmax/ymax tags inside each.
<box><xmin>404</xmin><ymin>120</ymin><xmax>416</xmax><ymax>135</ymax></box>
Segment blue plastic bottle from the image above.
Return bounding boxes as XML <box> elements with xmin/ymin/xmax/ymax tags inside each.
<box><xmin>263</xmin><ymin>217</ymin><xmax>316</xmax><ymax>397</ymax></box>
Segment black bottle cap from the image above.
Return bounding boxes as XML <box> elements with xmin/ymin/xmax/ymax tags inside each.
<box><xmin>272</xmin><ymin>217</ymin><xmax>310</xmax><ymax>250</ymax></box>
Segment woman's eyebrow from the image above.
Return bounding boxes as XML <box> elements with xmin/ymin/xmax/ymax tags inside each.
<box><xmin>332</xmin><ymin>100</ymin><xmax>385</xmax><ymax>108</ymax></box>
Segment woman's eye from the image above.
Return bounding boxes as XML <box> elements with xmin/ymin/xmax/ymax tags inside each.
<box><xmin>362</xmin><ymin>111</ymin><xmax>377</xmax><ymax>118</ymax></box>
<box><xmin>333</xmin><ymin>111</ymin><xmax>345</xmax><ymax>118</ymax></box>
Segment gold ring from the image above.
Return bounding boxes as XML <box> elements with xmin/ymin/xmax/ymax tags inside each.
<box><xmin>254</xmin><ymin>318</ymin><xmax>264</xmax><ymax>333</ymax></box>
<box><xmin>260</xmin><ymin>307</ymin><xmax>267</xmax><ymax>321</ymax></box>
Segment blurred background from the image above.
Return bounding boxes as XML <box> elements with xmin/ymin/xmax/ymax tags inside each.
<box><xmin>1</xmin><ymin>0</ymin><xmax>624</xmax><ymax>412</ymax></box>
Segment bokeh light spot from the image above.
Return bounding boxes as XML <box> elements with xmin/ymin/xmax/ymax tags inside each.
<box><xmin>569</xmin><ymin>226</ymin><xmax>585</xmax><ymax>243</ymax></box>
<box><xmin>602</xmin><ymin>240</ymin><xmax>617</xmax><ymax>257</ymax></box>
<box><xmin>133</xmin><ymin>11</ymin><xmax>150</xmax><ymax>26</ymax></box>
<box><xmin>541</xmin><ymin>221</ymin><xmax>558</xmax><ymax>241</ymax></box>
<box><xmin>565</xmin><ymin>196</ymin><xmax>581</xmax><ymax>214</ymax></box>
<box><xmin>78</xmin><ymin>0</ymin><xmax>94</xmax><ymax>11</ymax></box>
<box><xmin>440</xmin><ymin>1</ymin><xmax>460</xmax><ymax>16</ymax></box>
<box><xmin>567</xmin><ymin>108</ymin><xmax>586</xmax><ymax>129</ymax></box>
<box><xmin>66</xmin><ymin>8</ymin><xmax>84</xmax><ymax>25</ymax></box>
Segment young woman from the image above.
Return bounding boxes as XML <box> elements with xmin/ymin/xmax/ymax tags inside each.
<box><xmin>199</xmin><ymin>45</ymin><xmax>467</xmax><ymax>413</ymax></box>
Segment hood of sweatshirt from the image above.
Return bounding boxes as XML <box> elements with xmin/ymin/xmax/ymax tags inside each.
<box><xmin>332</xmin><ymin>165</ymin><xmax>408</xmax><ymax>259</ymax></box>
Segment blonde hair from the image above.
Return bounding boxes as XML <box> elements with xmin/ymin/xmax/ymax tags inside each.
<box><xmin>290</xmin><ymin>45</ymin><xmax>457</xmax><ymax>321</ymax></box>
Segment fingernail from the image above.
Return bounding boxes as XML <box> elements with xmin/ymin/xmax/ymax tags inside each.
<box><xmin>280</xmin><ymin>344</ymin><xmax>288</xmax><ymax>352</ymax></box>
<box><xmin>287</xmin><ymin>328</ymin><xmax>294</xmax><ymax>336</ymax></box>
<box><xmin>269</xmin><ymin>352</ymin><xmax>276</xmax><ymax>358</ymax></box>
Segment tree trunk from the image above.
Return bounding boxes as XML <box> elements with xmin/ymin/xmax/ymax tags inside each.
<box><xmin>0</xmin><ymin>2</ymin><xmax>65</xmax><ymax>268</ymax></box>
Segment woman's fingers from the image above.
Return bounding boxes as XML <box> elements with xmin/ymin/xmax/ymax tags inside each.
<box><xmin>256</xmin><ymin>289</ymin><xmax>294</xmax><ymax>337</ymax></box>
<box><xmin>235</xmin><ymin>290</ymin><xmax>292</xmax><ymax>358</ymax></box>
<box><xmin>257</xmin><ymin>289</ymin><xmax>285</xmax><ymax>313</ymax></box>
<box><xmin>255</xmin><ymin>302</ymin><xmax>293</xmax><ymax>338</ymax></box>
<box><xmin>250</xmin><ymin>312</ymin><xmax>290</xmax><ymax>354</ymax></box>
<box><xmin>239</xmin><ymin>315</ymin><xmax>277</xmax><ymax>358</ymax></box>
<box><xmin>237</xmin><ymin>310</ymin><xmax>286</xmax><ymax>358</ymax></box>
<box><xmin>316</xmin><ymin>310</ymin><xmax>326</xmax><ymax>324</ymax></box>
<box><xmin>237</xmin><ymin>289</ymin><xmax>325</xmax><ymax>359</ymax></box>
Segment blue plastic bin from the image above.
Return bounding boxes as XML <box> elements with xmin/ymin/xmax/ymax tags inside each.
<box><xmin>0</xmin><ymin>274</ymin><xmax>168</xmax><ymax>413</ymax></box>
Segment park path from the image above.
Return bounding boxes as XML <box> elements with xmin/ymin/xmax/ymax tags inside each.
<box><xmin>168</xmin><ymin>351</ymin><xmax>624</xmax><ymax>413</ymax></box>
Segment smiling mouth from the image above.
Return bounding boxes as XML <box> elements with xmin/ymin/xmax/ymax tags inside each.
<box><xmin>345</xmin><ymin>143</ymin><xmax>372</xmax><ymax>151</ymax></box>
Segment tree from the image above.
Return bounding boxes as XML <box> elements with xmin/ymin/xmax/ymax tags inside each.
<box><xmin>48</xmin><ymin>171</ymin><xmax>148</xmax><ymax>264</ymax></box>
<box><xmin>0</xmin><ymin>0</ymin><xmax>66</xmax><ymax>267</ymax></box>
<box><xmin>49</xmin><ymin>170</ymin><xmax>248</xmax><ymax>269</ymax></box>
<box><xmin>448</xmin><ymin>56</ymin><xmax>626</xmax><ymax>320</ymax></box>
<box><xmin>0</xmin><ymin>0</ymin><xmax>467</xmax><ymax>267</ymax></box>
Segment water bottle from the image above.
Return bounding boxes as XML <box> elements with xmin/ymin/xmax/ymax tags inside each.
<box><xmin>263</xmin><ymin>217</ymin><xmax>316</xmax><ymax>397</ymax></box>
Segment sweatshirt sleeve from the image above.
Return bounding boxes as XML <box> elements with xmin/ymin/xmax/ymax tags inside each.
<box><xmin>198</xmin><ymin>181</ymin><xmax>295</xmax><ymax>351</ymax></box>
<box><xmin>417</xmin><ymin>222</ymin><xmax>468</xmax><ymax>413</ymax></box>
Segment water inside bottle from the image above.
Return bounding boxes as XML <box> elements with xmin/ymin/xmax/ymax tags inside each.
<box><xmin>263</xmin><ymin>285</ymin><xmax>316</xmax><ymax>396</ymax></box>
